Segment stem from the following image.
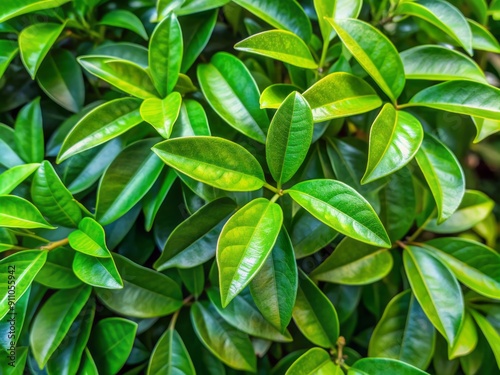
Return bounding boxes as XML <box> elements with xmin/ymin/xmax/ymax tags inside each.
<box><xmin>318</xmin><ymin>39</ymin><xmax>330</xmax><ymax>73</ymax></box>
<box><xmin>40</xmin><ymin>238</ymin><xmax>69</xmax><ymax>251</ymax></box>
<box><xmin>169</xmin><ymin>309</ymin><xmax>180</xmax><ymax>330</ymax></box>
<box><xmin>270</xmin><ymin>193</ymin><xmax>280</xmax><ymax>204</ymax></box>
<box><xmin>336</xmin><ymin>336</ymin><xmax>348</xmax><ymax>368</ymax></box>
<box><xmin>263</xmin><ymin>182</ymin><xmax>279</xmax><ymax>194</ymax></box>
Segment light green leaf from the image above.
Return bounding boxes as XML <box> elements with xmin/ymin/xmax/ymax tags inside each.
<box><xmin>157</xmin><ymin>0</ymin><xmax>185</xmax><ymax>20</ymax></box>
<box><xmin>449</xmin><ymin>310</ymin><xmax>477</xmax><ymax>359</ymax></box>
<box><xmin>57</xmin><ymin>97</ymin><xmax>142</xmax><ymax>163</ymax></box>
<box><xmin>0</xmin><ymin>40</ymin><xmax>18</xmax><ymax>79</ymax></box>
<box><xmin>422</xmin><ymin>237</ymin><xmax>500</xmax><ymax>300</ymax></box>
<box><xmin>287</xmin><ymin>179</ymin><xmax>391</xmax><ymax>247</ymax></box>
<box><xmin>396</xmin><ymin>0</ymin><xmax>472</xmax><ymax>55</ymax></box>
<box><xmin>286</xmin><ymin>347</ymin><xmax>340</xmax><ymax>375</ymax></box>
<box><xmin>302</xmin><ymin>72</ymin><xmax>382</xmax><ymax>122</ymax></box>
<box><xmin>69</xmin><ymin>217</ymin><xmax>111</xmax><ymax>257</ymax></box>
<box><xmin>415</xmin><ymin>133</ymin><xmax>465</xmax><ymax>223</ymax></box>
<box><xmin>197</xmin><ymin>52</ymin><xmax>269</xmax><ymax>143</ymax></box>
<box><xmin>34</xmin><ymin>247</ymin><xmax>82</xmax><ymax>289</ymax></box>
<box><xmin>266</xmin><ymin>92</ymin><xmax>313</xmax><ymax>185</ymax></box>
<box><xmin>140</xmin><ymin>92</ymin><xmax>182</xmax><ymax>139</ymax></box>
<box><xmin>217</xmin><ymin>198</ymin><xmax>283</xmax><ymax>307</ymax></box>
<box><xmin>363</xmin><ymin>104</ymin><xmax>423</xmax><ymax>184</ymax></box>
<box><xmin>153</xmin><ymin>136</ymin><xmax>265</xmax><ymax>191</ymax></box>
<box><xmin>470</xmin><ymin>310</ymin><xmax>500</xmax><ymax>369</ymax></box>
<box><xmin>99</xmin><ymin>10</ymin><xmax>148</xmax><ymax>40</ymax></box>
<box><xmin>314</xmin><ymin>0</ymin><xmax>362</xmax><ymax>42</ymax></box>
<box><xmin>148</xmin><ymin>328</ymin><xmax>195</xmax><ymax>375</ymax></box>
<box><xmin>468</xmin><ymin>19</ymin><xmax>500</xmax><ymax>53</ymax></box>
<box><xmin>327</xmin><ymin>18</ymin><xmax>405</xmax><ymax>101</ymax></box>
<box><xmin>149</xmin><ymin>14</ymin><xmax>183</xmax><ymax>97</ymax></box>
<box><xmin>0</xmin><ymin>196</ymin><xmax>54</xmax><ymax>229</ymax></box>
<box><xmin>171</xmin><ymin>99</ymin><xmax>210</xmax><ymax>137</ymax></box>
<box><xmin>72</xmin><ymin>252</ymin><xmax>123</xmax><ymax>289</ymax></box>
<box><xmin>403</xmin><ymin>245</ymin><xmax>464</xmax><ymax>347</ymax></box>
<box><xmin>0</xmin><ymin>0</ymin><xmax>70</xmax><ymax>23</ymax></box>
<box><xmin>0</xmin><ymin>163</ymin><xmax>39</xmax><ymax>195</ymax></box>
<box><xmin>472</xmin><ymin>116</ymin><xmax>500</xmax><ymax>142</ymax></box>
<box><xmin>311</xmin><ymin>237</ymin><xmax>393</xmax><ymax>284</ymax></box>
<box><xmin>260</xmin><ymin>84</ymin><xmax>300</xmax><ymax>109</ymax></box>
<box><xmin>235</xmin><ymin>30</ymin><xmax>318</xmax><ymax>69</ymax></box>
<box><xmin>19</xmin><ymin>22</ymin><xmax>65</xmax><ymax>78</ymax></box>
<box><xmin>349</xmin><ymin>358</ymin><xmax>430</xmax><ymax>375</ymax></box>
<box><xmin>175</xmin><ymin>0</ymin><xmax>229</xmax><ymax>15</ymax></box>
<box><xmin>14</xmin><ymin>97</ymin><xmax>44</xmax><ymax>163</ymax></box>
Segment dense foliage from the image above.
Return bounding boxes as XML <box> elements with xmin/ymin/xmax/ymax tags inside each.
<box><xmin>0</xmin><ymin>0</ymin><xmax>500</xmax><ymax>374</ymax></box>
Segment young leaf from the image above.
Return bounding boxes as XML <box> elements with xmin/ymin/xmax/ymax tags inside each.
<box><xmin>235</xmin><ymin>30</ymin><xmax>318</xmax><ymax>69</ymax></box>
<box><xmin>218</xmin><ymin>198</ymin><xmax>283</xmax><ymax>307</ymax></box>
<box><xmin>0</xmin><ymin>163</ymin><xmax>39</xmax><ymax>195</ymax></box>
<box><xmin>469</xmin><ymin>19</ymin><xmax>500</xmax><ymax>53</ymax></box>
<box><xmin>153</xmin><ymin>136</ymin><xmax>265</xmax><ymax>191</ymax></box>
<box><xmin>327</xmin><ymin>18</ymin><xmax>405</xmax><ymax>101</ymax></box>
<box><xmin>310</xmin><ymin>237</ymin><xmax>393</xmax><ymax>285</ymax></box>
<box><xmin>302</xmin><ymin>72</ymin><xmax>382</xmax><ymax>122</ymax></box>
<box><xmin>148</xmin><ymin>328</ymin><xmax>195</xmax><ymax>375</ymax></box>
<box><xmin>415</xmin><ymin>133</ymin><xmax>465</xmax><ymax>223</ymax></box>
<box><xmin>99</xmin><ymin>10</ymin><xmax>148</xmax><ymax>40</ymax></box>
<box><xmin>286</xmin><ymin>347</ymin><xmax>341</xmax><ymax>375</ymax></box>
<box><xmin>349</xmin><ymin>358</ymin><xmax>430</xmax><ymax>375</ymax></box>
<box><xmin>287</xmin><ymin>179</ymin><xmax>391</xmax><ymax>248</ymax></box>
<box><xmin>363</xmin><ymin>104</ymin><xmax>423</xmax><ymax>184</ymax></box>
<box><xmin>0</xmin><ymin>40</ymin><xmax>18</xmax><ymax>79</ymax></box>
<box><xmin>403</xmin><ymin>245</ymin><xmax>464</xmax><ymax>347</ymax></box>
<box><xmin>473</xmin><ymin>116</ymin><xmax>500</xmax><ymax>142</ymax></box>
<box><xmin>197</xmin><ymin>52</ymin><xmax>269</xmax><ymax>143</ymax></box>
<box><xmin>140</xmin><ymin>92</ymin><xmax>182</xmax><ymax>139</ymax></box>
<box><xmin>14</xmin><ymin>97</ymin><xmax>44</xmax><ymax>163</ymax></box>
<box><xmin>149</xmin><ymin>14</ymin><xmax>183</xmax><ymax>97</ymax></box>
<box><xmin>69</xmin><ymin>217</ymin><xmax>111</xmax><ymax>258</ymax></box>
<box><xmin>266</xmin><ymin>92</ymin><xmax>313</xmax><ymax>185</ymax></box>
<box><xmin>0</xmin><ymin>0</ymin><xmax>70</xmax><ymax>23</ymax></box>
<box><xmin>19</xmin><ymin>22</ymin><xmax>65</xmax><ymax>78</ymax></box>
<box><xmin>260</xmin><ymin>84</ymin><xmax>300</xmax><ymax>109</ymax></box>
<box><xmin>0</xmin><ymin>196</ymin><xmax>54</xmax><ymax>229</ymax></box>
<box><xmin>470</xmin><ymin>310</ymin><xmax>500</xmax><ymax>369</ymax></box>
<box><xmin>72</xmin><ymin>252</ymin><xmax>123</xmax><ymax>289</ymax></box>
<box><xmin>314</xmin><ymin>0</ymin><xmax>362</xmax><ymax>42</ymax></box>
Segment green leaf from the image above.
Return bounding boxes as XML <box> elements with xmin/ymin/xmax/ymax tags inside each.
<box><xmin>403</xmin><ymin>245</ymin><xmax>464</xmax><ymax>346</ymax></box>
<box><xmin>19</xmin><ymin>22</ymin><xmax>65</xmax><ymax>78</ymax></box>
<box><xmin>0</xmin><ymin>196</ymin><xmax>54</xmax><ymax>229</ymax></box>
<box><xmin>407</xmin><ymin>81</ymin><xmax>500</xmax><ymax>120</ymax></box>
<box><xmin>88</xmin><ymin>317</ymin><xmax>138</xmax><ymax>375</ymax></box>
<box><xmin>30</xmin><ymin>285</ymin><xmax>91</xmax><ymax>368</ymax></box>
<box><xmin>369</xmin><ymin>290</ymin><xmax>435</xmax><ymax>369</ymax></box>
<box><xmin>37</xmin><ymin>49</ymin><xmax>85</xmax><ymax>113</ymax></box>
<box><xmin>287</xmin><ymin>179</ymin><xmax>391</xmax><ymax>248</ymax></box>
<box><xmin>148</xmin><ymin>328</ymin><xmax>195</xmax><ymax>375</ymax></box>
<box><xmin>311</xmin><ymin>237</ymin><xmax>393</xmax><ymax>284</ymax></box>
<box><xmin>349</xmin><ymin>358</ymin><xmax>430</xmax><ymax>375</ymax></box>
<box><xmin>99</xmin><ymin>10</ymin><xmax>148</xmax><ymax>40</ymax></box>
<box><xmin>291</xmin><ymin>209</ymin><xmax>338</xmax><ymax>258</ymax></box>
<box><xmin>153</xmin><ymin>136</ymin><xmax>265</xmax><ymax>191</ymax></box>
<box><xmin>78</xmin><ymin>348</ymin><xmax>98</xmax><ymax>375</ymax></box>
<box><xmin>175</xmin><ymin>0</ymin><xmax>229</xmax><ymax>15</ymax></box>
<box><xmin>34</xmin><ymin>247</ymin><xmax>82</xmax><ymax>289</ymax></box>
<box><xmin>250</xmin><ymin>227</ymin><xmax>297</xmax><ymax>333</ymax></box>
<box><xmin>449</xmin><ymin>310</ymin><xmax>477</xmax><ymax>359</ymax></box>
<box><xmin>235</xmin><ymin>30</ymin><xmax>318</xmax><ymax>69</ymax></box>
<box><xmin>314</xmin><ymin>0</ymin><xmax>362</xmax><ymax>42</ymax></box>
<box><xmin>218</xmin><ymin>198</ymin><xmax>283</xmax><ymax>307</ymax></box>
<box><xmin>72</xmin><ymin>252</ymin><xmax>123</xmax><ymax>289</ymax></box>
<box><xmin>293</xmin><ymin>270</ymin><xmax>339</xmax><ymax>348</ymax></box>
<box><xmin>57</xmin><ymin>98</ymin><xmax>142</xmax><ymax>162</ymax></box>
<box><xmin>425</xmin><ymin>190</ymin><xmax>494</xmax><ymax>233</ymax></box>
<box><xmin>91</xmin><ymin>42</ymin><xmax>149</xmax><ymax>67</ymax></box>
<box><xmin>31</xmin><ymin>160</ymin><xmax>82</xmax><ymax>228</ymax></box>
<box><xmin>473</xmin><ymin>116</ymin><xmax>500</xmax><ymax>142</ymax></box>
<box><xmin>171</xmin><ymin>99</ymin><xmax>210</xmax><ymax>137</ymax></box>
<box><xmin>415</xmin><ymin>133</ymin><xmax>465</xmax><ymax>223</ymax></box>
<box><xmin>207</xmin><ymin>288</ymin><xmax>292</xmax><ymax>342</ymax></box>
<box><xmin>470</xmin><ymin>310</ymin><xmax>500</xmax><ymax>369</ymax></box>
<box><xmin>143</xmin><ymin>168</ymin><xmax>177</xmax><ymax>231</ymax></box>
<box><xmin>422</xmin><ymin>238</ymin><xmax>500</xmax><ymax>300</ymax></box>
<box><xmin>14</xmin><ymin>97</ymin><xmax>44</xmax><ymax>163</ymax></box>
<box><xmin>260</xmin><ymin>84</ymin><xmax>300</xmax><ymax>109</ymax></box>
<box><xmin>468</xmin><ymin>19</ymin><xmax>500</xmax><ymax>53</ymax></box>
<box><xmin>96</xmin><ymin>138</ymin><xmax>164</xmax><ymax>225</ymax></box>
<box><xmin>363</xmin><ymin>104</ymin><xmax>423</xmax><ymax>184</ymax></box>
<box><xmin>78</xmin><ymin>56</ymin><xmax>159</xmax><ymax>99</ymax></box>
<box><xmin>197</xmin><ymin>52</ymin><xmax>269</xmax><ymax>143</ymax></box>
<box><xmin>0</xmin><ymin>40</ymin><xmax>18</xmax><ymax>79</ymax></box>
<box><xmin>327</xmin><ymin>18</ymin><xmax>405</xmax><ymax>101</ymax></box>
<box><xmin>0</xmin><ymin>163</ymin><xmax>39</xmax><ymax>195</ymax></box>
<box><xmin>266</xmin><ymin>92</ymin><xmax>313</xmax><ymax>185</ymax></box>
<box><xmin>286</xmin><ymin>348</ymin><xmax>341</xmax><ymax>375</ymax></box>
<box><xmin>140</xmin><ymin>92</ymin><xmax>182</xmax><ymax>139</ymax></box>
<box><xmin>396</xmin><ymin>0</ymin><xmax>472</xmax><ymax>55</ymax></box>
<box><xmin>302</xmin><ymin>72</ymin><xmax>382</xmax><ymax>122</ymax></box>
<box><xmin>0</xmin><ymin>124</ymin><xmax>24</xmax><ymax>169</ymax></box>
<box><xmin>149</xmin><ymin>14</ymin><xmax>183</xmax><ymax>97</ymax></box>
<box><xmin>178</xmin><ymin>265</ymin><xmax>204</xmax><ymax>298</ymax></box>
<box><xmin>0</xmin><ymin>0</ymin><xmax>70</xmax><ymax>23</ymax></box>
<box><xmin>191</xmin><ymin>301</ymin><xmax>256</xmax><ymax>372</ymax></box>
<box><xmin>400</xmin><ymin>45</ymin><xmax>486</xmax><ymax>83</ymax></box>
<box><xmin>69</xmin><ymin>217</ymin><xmax>111</xmax><ymax>257</ymax></box>
<box><xmin>154</xmin><ymin>197</ymin><xmax>236</xmax><ymax>270</ymax></box>
<box><xmin>157</xmin><ymin>0</ymin><xmax>184</xmax><ymax>20</ymax></box>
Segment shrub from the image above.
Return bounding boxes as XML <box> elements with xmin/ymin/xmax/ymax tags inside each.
<box><xmin>0</xmin><ymin>0</ymin><xmax>499</xmax><ymax>374</ymax></box>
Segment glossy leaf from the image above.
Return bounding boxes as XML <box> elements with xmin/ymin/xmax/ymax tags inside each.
<box><xmin>473</xmin><ymin>116</ymin><xmax>500</xmax><ymax>142</ymax></box>
<box><xmin>0</xmin><ymin>0</ymin><xmax>70</xmax><ymax>23</ymax></box>
<box><xmin>293</xmin><ymin>270</ymin><xmax>339</xmax><ymax>348</ymax></box>
<box><xmin>197</xmin><ymin>52</ymin><xmax>269</xmax><ymax>143</ymax></box>
<box><xmin>0</xmin><ymin>196</ymin><xmax>54</xmax><ymax>229</ymax></box>
<box><xmin>0</xmin><ymin>286</ymin><xmax>29</xmax><ymax>351</ymax></box>
<box><xmin>72</xmin><ymin>252</ymin><xmax>123</xmax><ymax>289</ymax></box>
<box><xmin>217</xmin><ymin>198</ymin><xmax>283</xmax><ymax>307</ymax></box>
<box><xmin>302</xmin><ymin>72</ymin><xmax>382</xmax><ymax>122</ymax></box>
<box><xmin>349</xmin><ymin>358</ymin><xmax>429</xmax><ymax>375</ymax></box>
<box><xmin>30</xmin><ymin>285</ymin><xmax>91</xmax><ymax>368</ymax></box>
<box><xmin>291</xmin><ymin>209</ymin><xmax>338</xmax><ymax>258</ymax></box>
<box><xmin>469</xmin><ymin>19</ymin><xmax>500</xmax><ymax>53</ymax></box>
<box><xmin>363</xmin><ymin>104</ymin><xmax>423</xmax><ymax>184</ymax></box>
<box><xmin>422</xmin><ymin>238</ymin><xmax>500</xmax><ymax>300</ymax></box>
<box><xmin>250</xmin><ymin>228</ymin><xmax>297</xmax><ymax>333</ymax></box>
<box><xmin>403</xmin><ymin>245</ymin><xmax>464</xmax><ymax>346</ymax></box>
<box><xmin>286</xmin><ymin>347</ymin><xmax>340</xmax><ymax>375</ymax></box>
<box><xmin>154</xmin><ymin>197</ymin><xmax>236</xmax><ymax>270</ymax></box>
<box><xmin>235</xmin><ymin>30</ymin><xmax>318</xmax><ymax>69</ymax></box>
<box><xmin>14</xmin><ymin>97</ymin><xmax>44</xmax><ymax>163</ymax></box>
<box><xmin>0</xmin><ymin>124</ymin><xmax>24</xmax><ymax>168</ymax></box>
<box><xmin>470</xmin><ymin>310</ymin><xmax>500</xmax><ymax>369</ymax></box>
<box><xmin>314</xmin><ymin>0</ymin><xmax>362</xmax><ymax>42</ymax></box>
<box><xmin>149</xmin><ymin>14</ymin><xmax>183</xmax><ymax>97</ymax></box>
<box><xmin>287</xmin><ymin>179</ymin><xmax>391</xmax><ymax>247</ymax></box>
<box><xmin>96</xmin><ymin>138</ymin><xmax>164</xmax><ymax>225</ymax></box>
<box><xmin>57</xmin><ymin>97</ymin><xmax>143</xmax><ymax>162</ymax></box>
<box><xmin>0</xmin><ymin>40</ymin><xmax>18</xmax><ymax>78</ymax></box>
<box><xmin>328</xmin><ymin>18</ymin><xmax>405</xmax><ymax>101</ymax></box>
<box><xmin>99</xmin><ymin>10</ymin><xmax>148</xmax><ymax>40</ymax></box>
<box><xmin>69</xmin><ymin>217</ymin><xmax>111</xmax><ymax>257</ymax></box>
<box><xmin>140</xmin><ymin>92</ymin><xmax>182</xmax><ymax>139</ymax></box>
<box><xmin>0</xmin><ymin>163</ymin><xmax>39</xmax><ymax>195</ymax></box>
<box><xmin>19</xmin><ymin>22</ymin><xmax>65</xmax><ymax>78</ymax></box>
<box><xmin>153</xmin><ymin>136</ymin><xmax>265</xmax><ymax>191</ymax></box>
<box><xmin>34</xmin><ymin>247</ymin><xmax>82</xmax><ymax>289</ymax></box>
<box><xmin>191</xmin><ymin>301</ymin><xmax>256</xmax><ymax>372</ymax></box>
<box><xmin>148</xmin><ymin>328</ymin><xmax>195</xmax><ymax>375</ymax></box>
<box><xmin>171</xmin><ymin>99</ymin><xmax>210</xmax><ymax>137</ymax></box>
<box><xmin>369</xmin><ymin>290</ymin><xmax>435</xmax><ymax>369</ymax></box>
<box><xmin>449</xmin><ymin>310</ymin><xmax>477</xmax><ymax>359</ymax></box>
<box><xmin>415</xmin><ymin>133</ymin><xmax>465</xmax><ymax>223</ymax></box>
<box><xmin>260</xmin><ymin>84</ymin><xmax>300</xmax><ymax>109</ymax></box>
<box><xmin>311</xmin><ymin>237</ymin><xmax>393</xmax><ymax>285</ymax></box>
<box><xmin>143</xmin><ymin>168</ymin><xmax>178</xmax><ymax>231</ymax></box>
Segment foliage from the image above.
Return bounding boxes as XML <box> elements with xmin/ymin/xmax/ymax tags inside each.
<box><xmin>0</xmin><ymin>0</ymin><xmax>500</xmax><ymax>374</ymax></box>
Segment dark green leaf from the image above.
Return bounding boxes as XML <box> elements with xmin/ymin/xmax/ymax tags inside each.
<box><xmin>148</xmin><ymin>328</ymin><xmax>195</xmax><ymax>375</ymax></box>
<box><xmin>14</xmin><ymin>97</ymin><xmax>44</xmax><ymax>163</ymax></box>
<box><xmin>0</xmin><ymin>40</ymin><xmax>18</xmax><ymax>79</ymax></box>
<box><xmin>349</xmin><ymin>358</ymin><xmax>429</xmax><ymax>375</ymax></box>
<box><xmin>34</xmin><ymin>247</ymin><xmax>82</xmax><ymax>289</ymax></box>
